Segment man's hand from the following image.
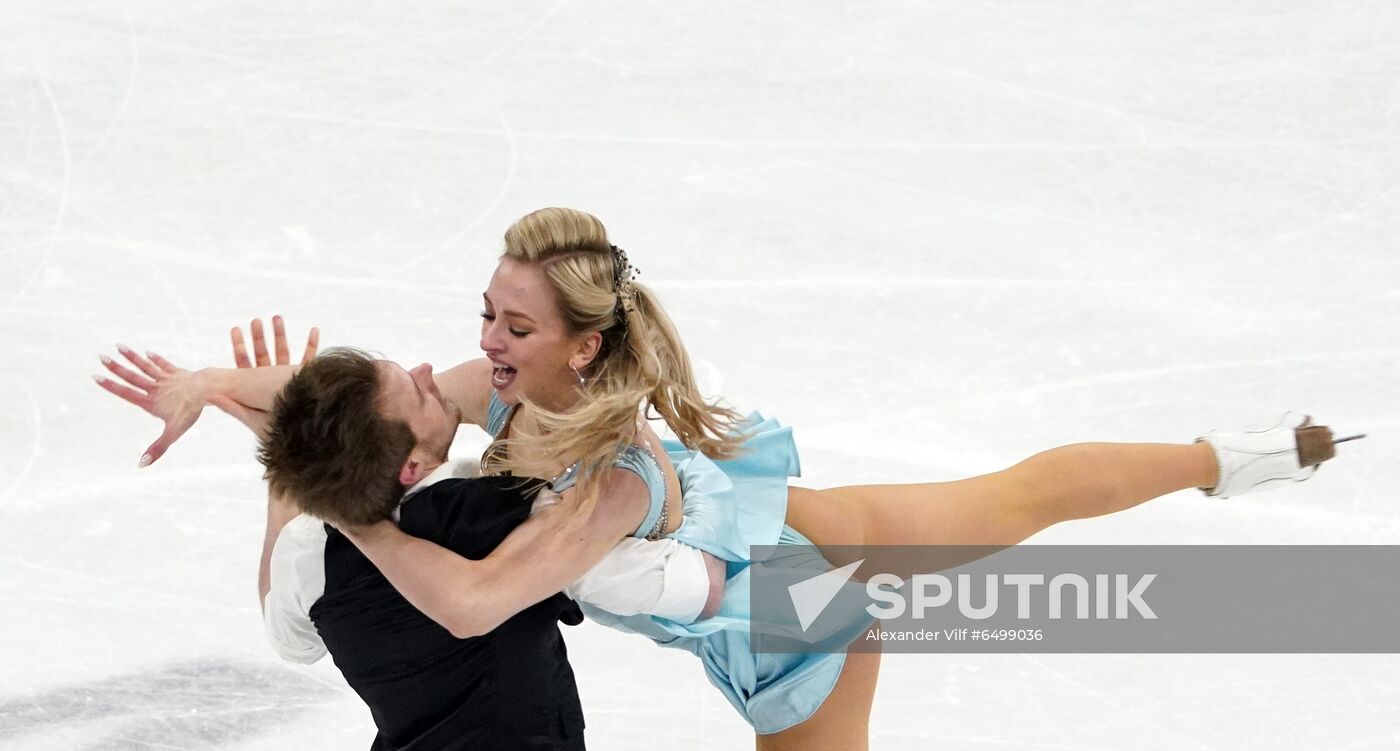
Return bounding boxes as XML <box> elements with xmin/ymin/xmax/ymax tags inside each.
<box><xmin>94</xmin><ymin>346</ymin><xmax>207</xmax><ymax>467</ymax></box>
<box><xmin>216</xmin><ymin>316</ymin><xmax>321</xmax><ymax>438</ymax></box>
<box><xmin>231</xmin><ymin>315</ymin><xmax>319</xmax><ymax>368</ymax></box>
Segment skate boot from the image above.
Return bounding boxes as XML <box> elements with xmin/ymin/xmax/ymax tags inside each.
<box><xmin>1197</xmin><ymin>412</ymin><xmax>1361</xmax><ymax>499</ymax></box>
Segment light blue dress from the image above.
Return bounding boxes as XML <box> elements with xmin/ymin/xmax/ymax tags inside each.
<box><xmin>485</xmin><ymin>394</ymin><xmax>849</xmax><ymax>734</ymax></box>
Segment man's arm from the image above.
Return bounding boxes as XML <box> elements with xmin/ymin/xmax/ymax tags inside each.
<box><xmin>260</xmin><ymin>488</ymin><xmax>302</xmax><ymax>611</ymax></box>
<box><xmin>256</xmin><ymin>493</ymin><xmax>330</xmax><ymax>664</ymax></box>
<box><xmin>262</xmin><ymin>513</ymin><xmax>330</xmax><ymax>665</ymax></box>
<box><xmin>342</xmin><ymin>468</ymin><xmax>650</xmax><ymax>638</ymax></box>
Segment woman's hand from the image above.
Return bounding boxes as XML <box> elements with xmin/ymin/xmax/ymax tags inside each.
<box><xmin>94</xmin><ymin>346</ymin><xmax>208</xmax><ymax>467</ymax></box>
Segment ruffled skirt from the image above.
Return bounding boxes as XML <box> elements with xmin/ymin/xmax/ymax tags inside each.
<box><xmin>580</xmin><ymin>413</ymin><xmax>853</xmax><ymax>734</ymax></box>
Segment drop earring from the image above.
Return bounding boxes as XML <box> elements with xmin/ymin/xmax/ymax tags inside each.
<box><xmin>571</xmin><ymin>365</ymin><xmax>586</xmax><ymax>388</ymax></box>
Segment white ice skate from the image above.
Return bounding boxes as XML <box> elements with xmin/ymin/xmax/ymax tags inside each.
<box><xmin>1197</xmin><ymin>412</ymin><xmax>1362</xmax><ymax>499</ymax></box>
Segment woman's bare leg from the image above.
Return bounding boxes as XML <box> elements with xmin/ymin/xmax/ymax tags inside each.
<box><xmin>755</xmin><ymin>650</ymin><xmax>881</xmax><ymax>751</ymax></box>
<box><xmin>763</xmin><ymin>442</ymin><xmax>1215</xmax><ymax>746</ymax></box>
<box><xmin>787</xmin><ymin>442</ymin><xmax>1219</xmax><ymax>550</ymax></box>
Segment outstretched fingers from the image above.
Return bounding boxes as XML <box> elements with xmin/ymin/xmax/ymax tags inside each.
<box><xmin>231</xmin><ymin>326</ymin><xmax>252</xmax><ymax>368</ymax></box>
<box><xmin>141</xmin><ymin>408</ymin><xmax>200</xmax><ymax>468</ymax></box>
<box><xmin>140</xmin><ymin>427</ymin><xmax>179</xmax><ymax>468</ymax></box>
<box><xmin>272</xmin><ymin>315</ymin><xmax>290</xmax><ymax>365</ymax></box>
<box><xmin>99</xmin><ymin>354</ymin><xmax>155</xmax><ymax>390</ymax></box>
<box><xmin>145</xmin><ymin>350</ymin><xmax>179</xmax><ymax>374</ymax></box>
<box><xmin>95</xmin><ymin>343</ymin><xmax>204</xmax><ymax>468</ymax></box>
<box><xmin>116</xmin><ymin>345</ymin><xmax>164</xmax><ymax>380</ymax></box>
<box><xmin>233</xmin><ymin>316</ymin><xmax>319</xmax><ymax>368</ymax></box>
<box><xmin>250</xmin><ymin>318</ymin><xmax>271</xmax><ymax>367</ymax></box>
<box><xmin>93</xmin><ymin>373</ymin><xmax>151</xmax><ymax>410</ymax></box>
<box><xmin>300</xmin><ymin>326</ymin><xmax>320</xmax><ymax>365</ymax></box>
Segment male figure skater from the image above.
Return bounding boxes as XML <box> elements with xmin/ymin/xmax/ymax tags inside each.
<box><xmin>254</xmin><ymin>349</ymin><xmax>589</xmax><ymax>749</ymax></box>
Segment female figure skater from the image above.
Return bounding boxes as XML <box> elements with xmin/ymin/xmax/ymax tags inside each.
<box><xmin>96</xmin><ymin>208</ymin><xmax>1348</xmax><ymax>750</ymax></box>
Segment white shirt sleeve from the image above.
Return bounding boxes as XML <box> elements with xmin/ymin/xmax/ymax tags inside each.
<box><xmin>565</xmin><ymin>537</ymin><xmax>712</xmax><ymax>623</ymax></box>
<box><xmin>531</xmin><ymin>487</ymin><xmax>714</xmax><ymax>624</ymax></box>
<box><xmin>263</xmin><ymin>514</ymin><xmax>329</xmax><ymax>664</ymax></box>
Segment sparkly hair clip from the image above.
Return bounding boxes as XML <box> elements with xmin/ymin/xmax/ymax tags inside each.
<box><xmin>610</xmin><ymin>245</ymin><xmax>640</xmax><ymax>334</ymax></box>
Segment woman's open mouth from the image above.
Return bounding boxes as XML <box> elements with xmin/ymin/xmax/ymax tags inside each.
<box><xmin>491</xmin><ymin>365</ymin><xmax>517</xmax><ymax>389</ymax></box>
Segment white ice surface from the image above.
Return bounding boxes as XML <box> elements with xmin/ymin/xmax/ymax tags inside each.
<box><xmin>2</xmin><ymin>1</ymin><xmax>1398</xmax><ymax>748</ymax></box>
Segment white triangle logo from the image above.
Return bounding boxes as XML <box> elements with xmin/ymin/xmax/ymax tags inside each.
<box><xmin>788</xmin><ymin>559</ymin><xmax>865</xmax><ymax>633</ymax></box>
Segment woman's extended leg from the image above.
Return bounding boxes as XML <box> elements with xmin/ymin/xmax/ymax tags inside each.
<box><xmin>760</xmin><ymin>444</ymin><xmax>1212</xmax><ymax>748</ymax></box>
<box><xmin>786</xmin><ymin>442</ymin><xmax>1219</xmax><ymax>551</ymax></box>
<box><xmin>755</xmin><ymin>650</ymin><xmax>882</xmax><ymax>751</ymax></box>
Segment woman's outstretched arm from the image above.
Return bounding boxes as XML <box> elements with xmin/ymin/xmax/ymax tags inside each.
<box><xmin>96</xmin><ymin>316</ymin><xmax>498</xmax><ymax>461</ymax></box>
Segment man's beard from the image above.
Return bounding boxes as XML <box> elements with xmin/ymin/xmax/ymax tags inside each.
<box><xmin>432</xmin><ymin>399</ymin><xmax>465</xmax><ymax>462</ymax></box>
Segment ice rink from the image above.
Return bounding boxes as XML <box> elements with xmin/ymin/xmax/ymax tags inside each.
<box><xmin>2</xmin><ymin>1</ymin><xmax>1398</xmax><ymax>748</ymax></box>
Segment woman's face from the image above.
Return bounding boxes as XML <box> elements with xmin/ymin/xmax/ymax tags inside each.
<box><xmin>479</xmin><ymin>258</ymin><xmax>589</xmax><ymax>410</ymax></box>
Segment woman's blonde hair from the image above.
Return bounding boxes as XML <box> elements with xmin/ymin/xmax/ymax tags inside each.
<box><xmin>483</xmin><ymin>207</ymin><xmax>745</xmax><ymax>503</ymax></box>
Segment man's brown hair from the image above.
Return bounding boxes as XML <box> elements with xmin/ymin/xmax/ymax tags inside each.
<box><xmin>258</xmin><ymin>348</ymin><xmax>415</xmax><ymax>526</ymax></box>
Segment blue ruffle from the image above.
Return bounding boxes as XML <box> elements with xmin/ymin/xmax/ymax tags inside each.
<box><xmin>661</xmin><ymin>411</ymin><xmax>800</xmax><ymax>563</ymax></box>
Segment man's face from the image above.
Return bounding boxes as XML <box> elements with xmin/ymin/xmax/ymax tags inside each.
<box><xmin>375</xmin><ymin>360</ymin><xmax>461</xmax><ymax>469</ymax></box>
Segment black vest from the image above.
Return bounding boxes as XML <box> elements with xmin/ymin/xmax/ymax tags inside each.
<box><xmin>309</xmin><ymin>475</ymin><xmax>586</xmax><ymax>750</ymax></box>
